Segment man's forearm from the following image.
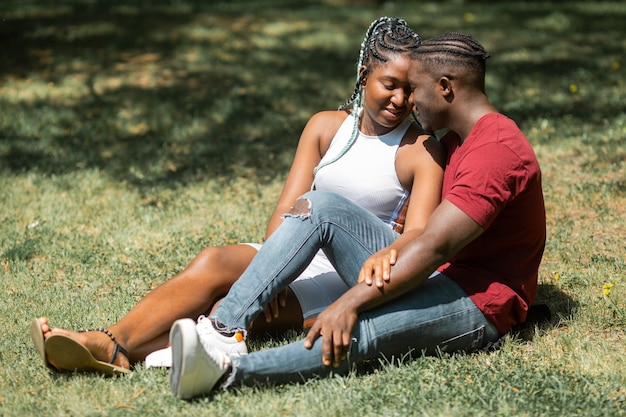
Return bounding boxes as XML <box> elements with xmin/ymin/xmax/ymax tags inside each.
<box><xmin>342</xmin><ymin>238</ymin><xmax>445</xmax><ymax>314</ymax></box>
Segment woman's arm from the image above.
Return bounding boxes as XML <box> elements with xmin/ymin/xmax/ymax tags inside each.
<box><xmin>264</xmin><ymin>111</ymin><xmax>347</xmax><ymax>239</ymax></box>
<box><xmin>398</xmin><ymin>133</ymin><xmax>446</xmax><ymax>235</ymax></box>
<box><xmin>359</xmin><ymin>132</ymin><xmax>446</xmax><ymax>286</ymax></box>
<box><xmin>257</xmin><ymin>111</ymin><xmax>347</xmax><ymax>322</ymax></box>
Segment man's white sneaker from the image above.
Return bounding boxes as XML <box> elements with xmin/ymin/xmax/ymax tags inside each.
<box><xmin>169</xmin><ymin>319</ymin><xmax>232</xmax><ymax>400</ymax></box>
<box><xmin>145</xmin><ymin>347</ymin><xmax>171</xmax><ymax>368</ymax></box>
<box><xmin>146</xmin><ymin>316</ymin><xmax>246</xmax><ymax>371</ymax></box>
<box><xmin>195</xmin><ymin>315</ymin><xmax>248</xmax><ymax>357</ymax></box>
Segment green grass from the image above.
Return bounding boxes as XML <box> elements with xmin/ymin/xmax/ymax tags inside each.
<box><xmin>1</xmin><ymin>0</ymin><xmax>625</xmax><ymax>415</ymax></box>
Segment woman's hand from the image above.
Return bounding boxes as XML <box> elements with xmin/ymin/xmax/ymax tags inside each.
<box><xmin>357</xmin><ymin>248</ymin><xmax>398</xmax><ymax>288</ymax></box>
<box><xmin>261</xmin><ymin>288</ymin><xmax>290</xmax><ymax>322</ymax></box>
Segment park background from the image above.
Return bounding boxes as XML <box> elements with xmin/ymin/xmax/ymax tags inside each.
<box><xmin>1</xmin><ymin>0</ymin><xmax>624</xmax><ymax>415</ymax></box>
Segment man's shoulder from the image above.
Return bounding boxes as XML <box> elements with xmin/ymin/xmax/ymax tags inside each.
<box><xmin>474</xmin><ymin>113</ymin><xmax>523</xmax><ymax>139</ymax></box>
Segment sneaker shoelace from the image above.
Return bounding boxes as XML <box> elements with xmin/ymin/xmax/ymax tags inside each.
<box><xmin>195</xmin><ymin>315</ymin><xmax>214</xmax><ymax>336</ymax></box>
<box><xmin>194</xmin><ymin>316</ymin><xmax>232</xmax><ymax>369</ymax></box>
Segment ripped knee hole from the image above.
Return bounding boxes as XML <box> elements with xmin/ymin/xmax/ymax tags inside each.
<box><xmin>283</xmin><ymin>197</ymin><xmax>311</xmax><ymax>219</ymax></box>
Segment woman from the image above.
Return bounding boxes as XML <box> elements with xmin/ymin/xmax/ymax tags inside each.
<box><xmin>31</xmin><ymin>17</ymin><xmax>446</xmax><ymax>374</ymax></box>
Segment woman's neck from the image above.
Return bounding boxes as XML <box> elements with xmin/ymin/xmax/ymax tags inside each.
<box><xmin>358</xmin><ymin>111</ymin><xmax>397</xmax><ymax>136</ymax></box>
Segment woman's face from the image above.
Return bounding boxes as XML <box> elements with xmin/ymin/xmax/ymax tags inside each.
<box><xmin>360</xmin><ymin>55</ymin><xmax>413</xmax><ymax>136</ymax></box>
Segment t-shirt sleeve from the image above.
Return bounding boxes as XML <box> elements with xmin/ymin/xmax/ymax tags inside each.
<box><xmin>445</xmin><ymin>143</ymin><xmax>525</xmax><ymax>229</ymax></box>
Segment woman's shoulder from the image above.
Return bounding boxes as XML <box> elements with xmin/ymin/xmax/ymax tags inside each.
<box><xmin>298</xmin><ymin>110</ymin><xmax>351</xmax><ymax>155</ymax></box>
<box><xmin>307</xmin><ymin>109</ymin><xmax>351</xmax><ymax>127</ymax></box>
<box><xmin>304</xmin><ymin>110</ymin><xmax>351</xmax><ymax>147</ymax></box>
<box><xmin>401</xmin><ymin>121</ymin><xmax>436</xmax><ymax>145</ymax></box>
<box><xmin>400</xmin><ymin>123</ymin><xmax>447</xmax><ymax>166</ymax></box>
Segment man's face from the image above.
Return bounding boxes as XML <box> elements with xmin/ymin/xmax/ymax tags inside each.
<box><xmin>408</xmin><ymin>59</ymin><xmax>442</xmax><ymax>132</ymax></box>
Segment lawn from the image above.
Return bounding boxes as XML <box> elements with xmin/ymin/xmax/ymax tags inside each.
<box><xmin>1</xmin><ymin>0</ymin><xmax>625</xmax><ymax>416</ymax></box>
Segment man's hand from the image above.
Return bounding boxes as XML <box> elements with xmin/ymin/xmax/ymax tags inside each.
<box><xmin>303</xmin><ymin>298</ymin><xmax>357</xmax><ymax>367</ymax></box>
<box><xmin>358</xmin><ymin>248</ymin><xmax>398</xmax><ymax>288</ymax></box>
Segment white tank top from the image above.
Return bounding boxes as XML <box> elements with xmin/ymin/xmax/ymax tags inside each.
<box><xmin>313</xmin><ymin>113</ymin><xmax>412</xmax><ymax>233</ymax></box>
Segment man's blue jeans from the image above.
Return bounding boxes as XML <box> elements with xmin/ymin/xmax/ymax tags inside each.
<box><xmin>212</xmin><ymin>191</ymin><xmax>500</xmax><ymax>387</ymax></box>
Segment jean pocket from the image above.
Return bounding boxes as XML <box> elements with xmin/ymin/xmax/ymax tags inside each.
<box><xmin>438</xmin><ymin>325</ymin><xmax>485</xmax><ymax>354</ymax></box>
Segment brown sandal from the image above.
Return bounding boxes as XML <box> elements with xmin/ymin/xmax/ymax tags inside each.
<box><xmin>42</xmin><ymin>327</ymin><xmax>130</xmax><ymax>375</ymax></box>
<box><xmin>30</xmin><ymin>318</ymin><xmax>53</xmax><ymax>369</ymax></box>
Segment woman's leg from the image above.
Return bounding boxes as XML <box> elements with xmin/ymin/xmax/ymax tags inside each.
<box><xmin>39</xmin><ymin>243</ymin><xmax>260</xmax><ymax>367</ymax></box>
<box><xmin>209</xmin><ymin>250</ymin><xmax>340</xmax><ymax>337</ymax></box>
<box><xmin>213</xmin><ymin>191</ymin><xmax>400</xmax><ymax>331</ymax></box>
<box><xmin>109</xmin><ymin>244</ymin><xmax>259</xmax><ymax>362</ymax></box>
<box><xmin>209</xmin><ymin>288</ymin><xmax>304</xmax><ymax>338</ymax></box>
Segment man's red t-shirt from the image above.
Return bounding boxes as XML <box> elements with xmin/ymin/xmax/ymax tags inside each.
<box><xmin>438</xmin><ymin>113</ymin><xmax>546</xmax><ymax>334</ymax></box>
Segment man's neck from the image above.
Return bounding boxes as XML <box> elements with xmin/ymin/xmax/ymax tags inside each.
<box><xmin>451</xmin><ymin>97</ymin><xmax>496</xmax><ymax>144</ymax></box>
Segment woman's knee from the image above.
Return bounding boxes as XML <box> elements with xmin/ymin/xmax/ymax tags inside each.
<box><xmin>193</xmin><ymin>245</ymin><xmax>254</xmax><ymax>278</ymax></box>
<box><xmin>294</xmin><ymin>191</ymin><xmax>353</xmax><ymax>220</ymax></box>
<box><xmin>194</xmin><ymin>246</ymin><xmax>225</xmax><ymax>268</ymax></box>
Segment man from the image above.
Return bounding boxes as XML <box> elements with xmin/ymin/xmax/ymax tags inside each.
<box><xmin>169</xmin><ymin>31</ymin><xmax>546</xmax><ymax>400</ymax></box>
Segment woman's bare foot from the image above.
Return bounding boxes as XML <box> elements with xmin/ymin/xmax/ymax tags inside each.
<box><xmin>36</xmin><ymin>317</ymin><xmax>130</xmax><ymax>370</ymax></box>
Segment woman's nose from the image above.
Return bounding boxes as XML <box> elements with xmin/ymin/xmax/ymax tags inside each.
<box><xmin>391</xmin><ymin>89</ymin><xmax>408</xmax><ymax>106</ymax></box>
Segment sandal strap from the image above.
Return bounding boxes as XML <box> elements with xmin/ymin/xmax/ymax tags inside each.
<box><xmin>79</xmin><ymin>327</ymin><xmax>130</xmax><ymax>364</ymax></box>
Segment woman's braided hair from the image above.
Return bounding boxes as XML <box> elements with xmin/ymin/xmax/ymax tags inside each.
<box><xmin>339</xmin><ymin>17</ymin><xmax>422</xmax><ymax>111</ymax></box>
<box><xmin>313</xmin><ymin>17</ymin><xmax>421</xmax><ymax>180</ymax></box>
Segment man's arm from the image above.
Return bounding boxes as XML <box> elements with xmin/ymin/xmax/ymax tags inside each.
<box><xmin>303</xmin><ymin>200</ymin><xmax>484</xmax><ymax>367</ymax></box>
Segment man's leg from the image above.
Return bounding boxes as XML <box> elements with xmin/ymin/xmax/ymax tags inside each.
<box><xmin>227</xmin><ymin>273</ymin><xmax>500</xmax><ymax>387</ymax></box>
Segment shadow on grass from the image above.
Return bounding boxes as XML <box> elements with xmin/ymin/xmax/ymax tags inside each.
<box><xmin>0</xmin><ymin>0</ymin><xmax>363</xmax><ymax>188</ymax></box>
<box><xmin>512</xmin><ymin>283</ymin><xmax>579</xmax><ymax>342</ymax></box>
<box><xmin>1</xmin><ymin>0</ymin><xmax>625</xmax><ymax>189</ymax></box>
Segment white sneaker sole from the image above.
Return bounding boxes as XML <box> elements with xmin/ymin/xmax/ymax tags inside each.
<box><xmin>169</xmin><ymin>319</ymin><xmax>226</xmax><ymax>400</ymax></box>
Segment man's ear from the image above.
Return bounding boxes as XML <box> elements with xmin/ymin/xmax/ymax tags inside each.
<box><xmin>439</xmin><ymin>77</ymin><xmax>453</xmax><ymax>95</ymax></box>
<box><xmin>439</xmin><ymin>77</ymin><xmax>454</xmax><ymax>103</ymax></box>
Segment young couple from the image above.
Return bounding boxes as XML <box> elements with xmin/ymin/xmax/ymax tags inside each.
<box><xmin>31</xmin><ymin>17</ymin><xmax>546</xmax><ymax>401</ymax></box>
